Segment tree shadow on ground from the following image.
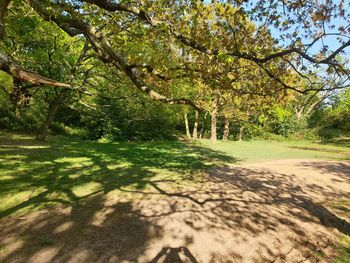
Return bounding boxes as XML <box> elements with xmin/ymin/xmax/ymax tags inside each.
<box><xmin>0</xmin><ymin>133</ymin><xmax>350</xmax><ymax>262</ymax></box>
<box><xmin>0</xmin><ymin>195</ymin><xmax>155</xmax><ymax>262</ymax></box>
<box><xmin>298</xmin><ymin>161</ymin><xmax>350</xmax><ymax>180</ymax></box>
<box><xmin>0</xmin><ymin>133</ymin><xmax>237</xmax><ymax>218</ymax></box>
<box><xmin>0</xmin><ymin>133</ymin><xmax>235</xmax><ymax>262</ymax></box>
<box><xmin>150</xmin><ymin>247</ymin><xmax>198</xmax><ymax>263</ymax></box>
<box><xmin>118</xmin><ymin>162</ymin><xmax>350</xmax><ymax>262</ymax></box>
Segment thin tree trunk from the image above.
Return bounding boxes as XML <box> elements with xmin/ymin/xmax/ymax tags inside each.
<box><xmin>192</xmin><ymin>110</ymin><xmax>199</xmax><ymax>139</ymax></box>
<box><xmin>36</xmin><ymin>89</ymin><xmax>69</xmax><ymax>141</ymax></box>
<box><xmin>222</xmin><ymin>117</ymin><xmax>230</xmax><ymax>140</ymax></box>
<box><xmin>210</xmin><ymin>94</ymin><xmax>219</xmax><ymax>142</ymax></box>
<box><xmin>184</xmin><ymin>112</ymin><xmax>191</xmax><ymax>139</ymax></box>
<box><xmin>199</xmin><ymin>112</ymin><xmax>207</xmax><ymax>139</ymax></box>
<box><xmin>238</xmin><ymin>126</ymin><xmax>244</xmax><ymax>141</ymax></box>
<box><xmin>295</xmin><ymin>107</ymin><xmax>304</xmax><ymax>122</ymax></box>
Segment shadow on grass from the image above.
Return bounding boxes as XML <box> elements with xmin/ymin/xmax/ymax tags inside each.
<box><xmin>1</xmin><ymin>133</ymin><xmax>350</xmax><ymax>262</ymax></box>
<box><xmin>0</xmin><ymin>132</ymin><xmax>237</xmax><ymax>218</ymax></box>
<box><xmin>0</xmin><ymin>133</ymin><xmax>239</xmax><ymax>262</ymax></box>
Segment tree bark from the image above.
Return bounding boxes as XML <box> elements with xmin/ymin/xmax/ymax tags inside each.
<box><xmin>192</xmin><ymin>110</ymin><xmax>198</xmax><ymax>139</ymax></box>
<box><xmin>295</xmin><ymin>108</ymin><xmax>304</xmax><ymax>122</ymax></box>
<box><xmin>36</xmin><ymin>89</ymin><xmax>69</xmax><ymax>141</ymax></box>
<box><xmin>238</xmin><ymin>126</ymin><xmax>245</xmax><ymax>141</ymax></box>
<box><xmin>210</xmin><ymin>94</ymin><xmax>219</xmax><ymax>142</ymax></box>
<box><xmin>222</xmin><ymin>117</ymin><xmax>230</xmax><ymax>140</ymax></box>
<box><xmin>199</xmin><ymin>112</ymin><xmax>207</xmax><ymax>139</ymax></box>
<box><xmin>184</xmin><ymin>112</ymin><xmax>191</xmax><ymax>139</ymax></box>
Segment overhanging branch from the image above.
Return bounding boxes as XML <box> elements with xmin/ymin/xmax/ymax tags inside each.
<box><xmin>0</xmin><ymin>51</ymin><xmax>70</xmax><ymax>87</ymax></box>
<box><xmin>25</xmin><ymin>0</ymin><xmax>203</xmax><ymax>111</ymax></box>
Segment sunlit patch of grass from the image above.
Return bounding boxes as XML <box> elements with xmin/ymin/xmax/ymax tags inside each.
<box><xmin>334</xmin><ymin>235</ymin><xmax>350</xmax><ymax>263</ymax></box>
<box><xmin>0</xmin><ymin>187</ymin><xmax>47</xmax><ymax>212</ymax></box>
<box><xmin>0</xmin><ymin>132</ymin><xmax>235</xmax><ymax>217</ymax></box>
<box><xmin>0</xmin><ymin>175</ymin><xmax>16</xmax><ymax>180</ymax></box>
<box><xmin>17</xmin><ymin>145</ymin><xmax>50</xmax><ymax>149</ymax></box>
<box><xmin>199</xmin><ymin>139</ymin><xmax>350</xmax><ymax>163</ymax></box>
<box><xmin>72</xmin><ymin>182</ymin><xmax>102</xmax><ymax>198</ymax></box>
<box><xmin>55</xmin><ymin>157</ymin><xmax>93</xmax><ymax>164</ymax></box>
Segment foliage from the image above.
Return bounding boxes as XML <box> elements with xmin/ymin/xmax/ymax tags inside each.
<box><xmin>82</xmin><ymin>98</ymin><xmax>181</xmax><ymax>141</ymax></box>
<box><xmin>0</xmin><ymin>0</ymin><xmax>349</xmax><ymax>143</ymax></box>
<box><xmin>309</xmin><ymin>89</ymin><xmax>350</xmax><ymax>141</ymax></box>
<box><xmin>267</xmin><ymin>105</ymin><xmax>299</xmax><ymax>136</ymax></box>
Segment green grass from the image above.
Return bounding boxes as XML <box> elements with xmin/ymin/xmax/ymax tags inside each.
<box><xmin>0</xmin><ymin>131</ymin><xmax>349</xmax><ymax>261</ymax></box>
<box><xmin>0</xmin><ymin>131</ymin><xmax>236</xmax><ymax>217</ymax></box>
<box><xmin>1</xmin><ymin>131</ymin><xmax>349</xmax><ymax>218</ymax></box>
<box><xmin>1</xmin><ymin>131</ymin><xmax>350</xmax><ymax>218</ymax></box>
<box><xmin>199</xmin><ymin>139</ymin><xmax>350</xmax><ymax>163</ymax></box>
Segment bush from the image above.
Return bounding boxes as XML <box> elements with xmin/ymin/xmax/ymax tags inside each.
<box><xmin>267</xmin><ymin>106</ymin><xmax>303</xmax><ymax>137</ymax></box>
<box><xmin>49</xmin><ymin>122</ymin><xmax>87</xmax><ymax>138</ymax></box>
<box><xmin>318</xmin><ymin>128</ymin><xmax>344</xmax><ymax>142</ymax></box>
<box><xmin>288</xmin><ymin>129</ymin><xmax>320</xmax><ymax>141</ymax></box>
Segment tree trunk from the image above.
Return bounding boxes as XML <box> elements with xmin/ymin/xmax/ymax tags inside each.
<box><xmin>199</xmin><ymin>112</ymin><xmax>207</xmax><ymax>139</ymax></box>
<box><xmin>238</xmin><ymin>126</ymin><xmax>245</xmax><ymax>141</ymax></box>
<box><xmin>184</xmin><ymin>112</ymin><xmax>191</xmax><ymax>139</ymax></box>
<box><xmin>222</xmin><ymin>117</ymin><xmax>230</xmax><ymax>140</ymax></box>
<box><xmin>36</xmin><ymin>89</ymin><xmax>69</xmax><ymax>141</ymax></box>
<box><xmin>192</xmin><ymin>110</ymin><xmax>199</xmax><ymax>139</ymax></box>
<box><xmin>210</xmin><ymin>94</ymin><xmax>219</xmax><ymax>142</ymax></box>
<box><xmin>295</xmin><ymin>107</ymin><xmax>304</xmax><ymax>122</ymax></box>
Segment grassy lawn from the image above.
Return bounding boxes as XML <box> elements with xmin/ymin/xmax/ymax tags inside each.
<box><xmin>1</xmin><ymin>131</ymin><xmax>349</xmax><ymax>218</ymax></box>
<box><xmin>200</xmin><ymin>139</ymin><xmax>350</xmax><ymax>163</ymax></box>
<box><xmin>0</xmin><ymin>131</ymin><xmax>349</xmax><ymax>261</ymax></box>
<box><xmin>0</xmin><ymin>131</ymin><xmax>235</xmax><ymax>218</ymax></box>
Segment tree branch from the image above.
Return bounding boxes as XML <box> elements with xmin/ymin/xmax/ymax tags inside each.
<box><xmin>25</xmin><ymin>0</ymin><xmax>203</xmax><ymax>111</ymax></box>
<box><xmin>81</xmin><ymin>0</ymin><xmax>349</xmax><ymax>71</ymax></box>
<box><xmin>0</xmin><ymin>51</ymin><xmax>70</xmax><ymax>87</ymax></box>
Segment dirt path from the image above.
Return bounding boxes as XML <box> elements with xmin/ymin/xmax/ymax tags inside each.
<box><xmin>0</xmin><ymin>159</ymin><xmax>349</xmax><ymax>263</ymax></box>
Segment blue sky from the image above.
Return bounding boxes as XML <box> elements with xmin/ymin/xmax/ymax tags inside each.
<box><xmin>203</xmin><ymin>0</ymin><xmax>349</xmax><ymax>57</ymax></box>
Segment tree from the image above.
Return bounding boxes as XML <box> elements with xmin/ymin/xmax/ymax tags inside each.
<box><xmin>3</xmin><ymin>1</ymin><xmax>349</xmax><ymax>105</ymax></box>
<box><xmin>1</xmin><ymin>0</ymin><xmax>350</xmax><ymax>142</ymax></box>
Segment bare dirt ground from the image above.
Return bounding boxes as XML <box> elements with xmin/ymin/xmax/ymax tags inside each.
<box><xmin>0</xmin><ymin>159</ymin><xmax>349</xmax><ymax>263</ymax></box>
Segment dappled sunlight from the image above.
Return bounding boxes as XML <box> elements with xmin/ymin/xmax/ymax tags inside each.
<box><xmin>0</xmin><ymin>197</ymin><xmax>156</xmax><ymax>263</ymax></box>
<box><xmin>17</xmin><ymin>145</ymin><xmax>50</xmax><ymax>149</ymax></box>
<box><xmin>71</xmin><ymin>182</ymin><xmax>103</xmax><ymax>198</ymax></box>
<box><xmin>0</xmin><ymin>133</ymin><xmax>235</xmax><ymax>218</ymax></box>
<box><xmin>1</xmin><ymin>159</ymin><xmax>348</xmax><ymax>262</ymax></box>
<box><xmin>0</xmin><ymin>134</ymin><xmax>349</xmax><ymax>262</ymax></box>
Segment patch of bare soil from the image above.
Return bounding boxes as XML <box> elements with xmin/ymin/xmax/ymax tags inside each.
<box><xmin>0</xmin><ymin>159</ymin><xmax>349</xmax><ymax>263</ymax></box>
